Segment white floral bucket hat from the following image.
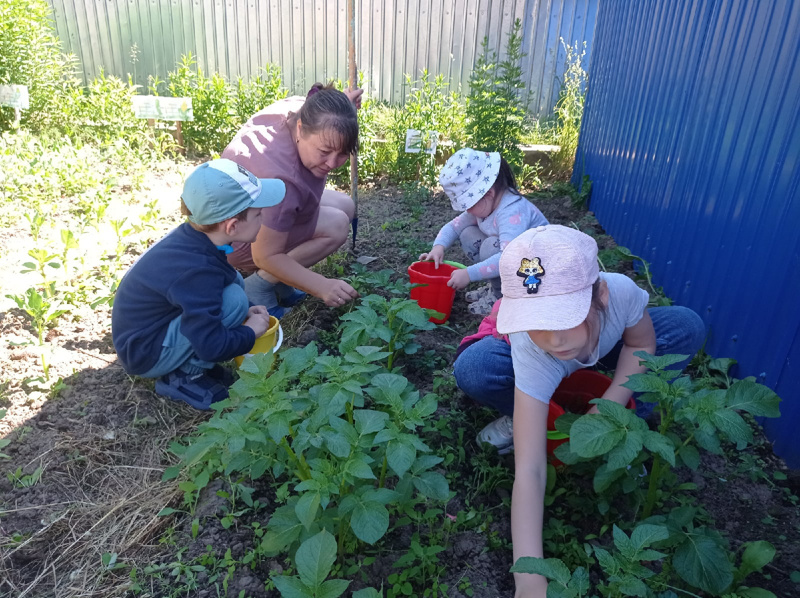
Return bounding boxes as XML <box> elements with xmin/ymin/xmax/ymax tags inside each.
<box><xmin>439</xmin><ymin>148</ymin><xmax>501</xmax><ymax>211</ymax></box>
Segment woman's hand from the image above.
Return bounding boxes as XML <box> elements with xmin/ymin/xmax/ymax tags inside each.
<box><xmin>447</xmin><ymin>268</ymin><xmax>471</xmax><ymax>290</ymax></box>
<box><xmin>321</xmin><ymin>279</ymin><xmax>359</xmax><ymax>307</ymax></box>
<box><xmin>418</xmin><ymin>245</ymin><xmax>445</xmax><ymax>268</ymax></box>
<box><xmin>344</xmin><ymin>88</ymin><xmax>364</xmax><ymax>109</ymax></box>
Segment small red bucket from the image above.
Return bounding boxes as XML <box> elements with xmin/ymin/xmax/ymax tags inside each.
<box><xmin>548</xmin><ymin>370</ymin><xmax>636</xmax><ymax>464</ymax></box>
<box><xmin>408</xmin><ymin>261</ymin><xmax>458</xmax><ymax>324</ymax></box>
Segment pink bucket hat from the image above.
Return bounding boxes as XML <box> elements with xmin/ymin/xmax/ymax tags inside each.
<box><xmin>439</xmin><ymin>148</ymin><xmax>501</xmax><ymax>211</ymax></box>
<box><xmin>496</xmin><ymin>225</ymin><xmax>600</xmax><ymax>334</ymax></box>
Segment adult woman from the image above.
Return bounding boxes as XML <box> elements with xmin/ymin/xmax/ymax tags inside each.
<box><xmin>222</xmin><ymin>83</ymin><xmax>363</xmax><ymax>317</ymax></box>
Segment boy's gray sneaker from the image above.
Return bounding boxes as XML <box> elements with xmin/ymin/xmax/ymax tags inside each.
<box><xmin>477</xmin><ymin>415</ymin><xmax>514</xmax><ymax>454</ymax></box>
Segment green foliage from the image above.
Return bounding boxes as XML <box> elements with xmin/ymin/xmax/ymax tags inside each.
<box><xmin>0</xmin><ymin>409</ymin><xmax>11</xmax><ymax>458</ymax></box>
<box><xmin>386</xmin><ymin>70</ymin><xmax>465</xmax><ymax>186</ymax></box>
<box><xmin>608</xmin><ymin>246</ymin><xmax>673</xmax><ymax>306</ymax></box>
<box><xmin>233</xmin><ymin>63</ymin><xmax>287</xmax><ymax>124</ymax></box>
<box><xmin>466</xmin><ymin>19</ymin><xmax>527</xmax><ymax>173</ymax></box>
<box><xmin>59</xmin><ymin>70</ymin><xmax>150</xmax><ymax>146</ymax></box>
<box><xmin>0</xmin><ymin>0</ymin><xmax>79</xmax><ymax>131</ymax></box>
<box><xmin>339</xmin><ymin>294</ymin><xmax>438</xmax><ymax>370</ymax></box>
<box><xmin>345</xmin><ymin>266</ymin><xmax>408</xmax><ymax>297</ymax></box>
<box><xmin>547</xmin><ymin>352</ymin><xmax>782</xmax><ymax>596</ymax></box>
<box><xmin>551</xmin><ymin>40</ymin><xmax>589</xmax><ymax>179</ymax></box>
<box><xmin>168</xmin><ymin>299</ymin><xmax>450</xmax><ymax>589</ymax></box>
<box><xmin>6</xmin><ymin>285</ymin><xmax>68</xmax><ymax>345</ymax></box>
<box><xmin>272</xmin><ymin>530</ymin><xmax>351</xmax><ymax>598</ymax></box>
<box><xmin>168</xmin><ymin>53</ymin><xmax>237</xmax><ymax>154</ymax></box>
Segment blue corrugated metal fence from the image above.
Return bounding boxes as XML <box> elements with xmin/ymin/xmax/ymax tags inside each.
<box><xmin>575</xmin><ymin>0</ymin><xmax>800</xmax><ymax>465</ymax></box>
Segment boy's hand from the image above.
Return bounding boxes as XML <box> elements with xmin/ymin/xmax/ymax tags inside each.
<box><xmin>244</xmin><ymin>313</ymin><xmax>271</xmax><ymax>337</ymax></box>
<box><xmin>322</xmin><ymin>279</ymin><xmax>359</xmax><ymax>308</ymax></box>
<box><xmin>447</xmin><ymin>268</ymin><xmax>471</xmax><ymax>290</ymax></box>
<box><xmin>248</xmin><ymin>305</ymin><xmax>269</xmax><ymax>317</ymax></box>
<box><xmin>418</xmin><ymin>245</ymin><xmax>445</xmax><ymax>268</ymax></box>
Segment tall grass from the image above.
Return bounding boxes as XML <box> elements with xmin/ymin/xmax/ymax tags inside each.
<box><xmin>550</xmin><ymin>40</ymin><xmax>589</xmax><ymax>179</ymax></box>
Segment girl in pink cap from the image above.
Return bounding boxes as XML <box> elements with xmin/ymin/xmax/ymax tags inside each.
<box><xmin>419</xmin><ymin>148</ymin><xmax>548</xmax><ymax>316</ymax></box>
<box><xmin>454</xmin><ymin>225</ymin><xmax>704</xmax><ymax>597</ymax></box>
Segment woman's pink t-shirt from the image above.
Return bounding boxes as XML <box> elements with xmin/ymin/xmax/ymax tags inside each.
<box><xmin>221</xmin><ymin>96</ymin><xmax>326</xmax><ymax>272</ymax></box>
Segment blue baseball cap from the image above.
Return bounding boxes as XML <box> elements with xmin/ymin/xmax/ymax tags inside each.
<box><xmin>182</xmin><ymin>159</ymin><xmax>286</xmax><ymax>225</ymax></box>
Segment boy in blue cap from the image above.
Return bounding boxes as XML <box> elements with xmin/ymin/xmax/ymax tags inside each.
<box><xmin>112</xmin><ymin>159</ymin><xmax>286</xmax><ymax>409</ymax></box>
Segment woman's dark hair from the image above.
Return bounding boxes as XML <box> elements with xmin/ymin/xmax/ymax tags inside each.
<box><xmin>490</xmin><ymin>157</ymin><xmax>521</xmax><ymax>198</ymax></box>
<box><xmin>290</xmin><ymin>82</ymin><xmax>359</xmax><ymax>154</ymax></box>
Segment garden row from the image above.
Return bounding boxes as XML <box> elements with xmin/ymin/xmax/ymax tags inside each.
<box><xmin>154</xmin><ymin>257</ymin><xmax>786</xmax><ymax>597</ymax></box>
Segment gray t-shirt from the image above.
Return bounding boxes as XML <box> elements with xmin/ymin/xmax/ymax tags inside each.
<box><xmin>509</xmin><ymin>273</ymin><xmax>650</xmax><ymax>403</ymax></box>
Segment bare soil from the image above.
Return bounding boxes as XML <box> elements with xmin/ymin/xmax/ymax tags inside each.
<box><xmin>1</xmin><ymin>179</ymin><xmax>798</xmax><ymax>598</ymax></box>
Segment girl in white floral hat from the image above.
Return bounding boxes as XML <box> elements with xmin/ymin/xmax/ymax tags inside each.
<box><xmin>419</xmin><ymin>148</ymin><xmax>548</xmax><ymax>315</ymax></box>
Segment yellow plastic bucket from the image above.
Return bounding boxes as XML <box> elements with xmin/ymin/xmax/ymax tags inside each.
<box><xmin>234</xmin><ymin>315</ymin><xmax>284</xmax><ymax>367</ymax></box>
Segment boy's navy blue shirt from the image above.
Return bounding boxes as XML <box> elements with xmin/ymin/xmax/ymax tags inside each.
<box><xmin>112</xmin><ymin>222</ymin><xmax>256</xmax><ymax>375</ymax></box>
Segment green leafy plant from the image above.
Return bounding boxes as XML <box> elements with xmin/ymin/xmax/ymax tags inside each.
<box><xmin>7</xmin><ymin>464</ymin><xmax>43</xmax><ymax>488</ymax></box>
<box><xmin>7</xmin><ymin>284</ymin><xmax>68</xmax><ymax>345</ymax></box>
<box><xmin>168</xmin><ymin>53</ymin><xmax>237</xmax><ymax>154</ymax></box>
<box><xmin>21</xmin><ymin>247</ymin><xmax>61</xmax><ymax>294</ymax></box>
<box><xmin>387</xmin><ymin>70</ymin><xmax>465</xmax><ymax>186</ymax></box>
<box><xmin>271</xmin><ymin>530</ymin><xmax>351</xmax><ymax>598</ymax></box>
<box><xmin>0</xmin><ymin>409</ymin><xmax>11</xmax><ymax>458</ymax></box>
<box><xmin>167</xmin><ymin>319</ymin><xmax>449</xmax><ymax>585</ymax></box>
<box><xmin>233</xmin><ymin>63</ymin><xmax>287</xmax><ymax>123</ymax></box>
<box><xmin>466</xmin><ymin>19</ymin><xmax>527</xmax><ymax>174</ymax></box>
<box><xmin>339</xmin><ymin>294</ymin><xmax>438</xmax><ymax>370</ymax></box>
<box><xmin>345</xmin><ymin>266</ymin><xmax>408</xmax><ymax>297</ymax></box>
<box><xmin>24</xmin><ymin>209</ymin><xmax>46</xmax><ymax>241</ymax></box>
<box><xmin>550</xmin><ymin>352</ymin><xmax>781</xmax><ymax>595</ymax></box>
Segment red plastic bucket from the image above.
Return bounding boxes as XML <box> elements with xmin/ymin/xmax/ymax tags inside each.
<box><xmin>547</xmin><ymin>369</ymin><xmax>636</xmax><ymax>465</ymax></box>
<box><xmin>408</xmin><ymin>261</ymin><xmax>459</xmax><ymax>324</ymax></box>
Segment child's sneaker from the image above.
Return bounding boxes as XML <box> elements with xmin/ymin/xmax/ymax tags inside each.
<box><xmin>465</xmin><ymin>284</ymin><xmax>492</xmax><ymax>303</ymax></box>
<box><xmin>155</xmin><ymin>368</ymin><xmax>229</xmax><ymax>410</ymax></box>
<box><xmin>468</xmin><ymin>292</ymin><xmax>499</xmax><ymax>316</ymax></box>
<box><xmin>207</xmin><ymin>364</ymin><xmax>235</xmax><ymax>387</ymax></box>
<box><xmin>477</xmin><ymin>415</ymin><xmax>514</xmax><ymax>454</ymax></box>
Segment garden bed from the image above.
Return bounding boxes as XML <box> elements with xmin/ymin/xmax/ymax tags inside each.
<box><xmin>0</xmin><ymin>173</ymin><xmax>798</xmax><ymax>598</ymax></box>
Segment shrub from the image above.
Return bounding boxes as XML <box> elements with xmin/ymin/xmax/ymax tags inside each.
<box><xmin>59</xmin><ymin>70</ymin><xmax>149</xmax><ymax>146</ymax></box>
<box><xmin>233</xmin><ymin>63</ymin><xmax>287</xmax><ymax>124</ymax></box>
<box><xmin>386</xmin><ymin>70</ymin><xmax>465</xmax><ymax>186</ymax></box>
<box><xmin>0</xmin><ymin>0</ymin><xmax>79</xmax><ymax>132</ymax></box>
<box><xmin>168</xmin><ymin>53</ymin><xmax>237</xmax><ymax>155</ymax></box>
<box><xmin>466</xmin><ymin>19</ymin><xmax>527</xmax><ymax>174</ymax></box>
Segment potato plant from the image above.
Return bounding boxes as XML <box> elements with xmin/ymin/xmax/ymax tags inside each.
<box><xmin>513</xmin><ymin>352</ymin><xmax>782</xmax><ymax>597</ymax></box>
<box><xmin>166</xmin><ymin>298</ymin><xmax>451</xmax><ymax>592</ymax></box>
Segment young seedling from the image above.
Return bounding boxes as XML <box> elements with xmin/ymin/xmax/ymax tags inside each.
<box><xmin>21</xmin><ymin>248</ymin><xmax>62</xmax><ymax>296</ymax></box>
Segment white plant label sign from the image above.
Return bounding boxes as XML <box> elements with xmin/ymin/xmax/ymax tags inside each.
<box><xmin>0</xmin><ymin>85</ymin><xmax>29</xmax><ymax>110</ymax></box>
<box><xmin>132</xmin><ymin>96</ymin><xmax>193</xmax><ymax>121</ymax></box>
<box><xmin>405</xmin><ymin>129</ymin><xmax>438</xmax><ymax>154</ymax></box>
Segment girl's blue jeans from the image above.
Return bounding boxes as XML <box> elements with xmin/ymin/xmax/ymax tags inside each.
<box><xmin>453</xmin><ymin>306</ymin><xmax>706</xmax><ymax>417</ymax></box>
<box><xmin>140</xmin><ymin>273</ymin><xmax>249</xmax><ymax>378</ymax></box>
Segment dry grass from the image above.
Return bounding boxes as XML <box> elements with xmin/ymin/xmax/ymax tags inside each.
<box><xmin>0</xmin><ymin>386</ymin><xmax>204</xmax><ymax>598</ymax></box>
